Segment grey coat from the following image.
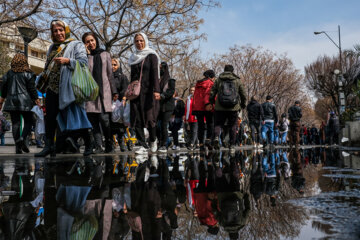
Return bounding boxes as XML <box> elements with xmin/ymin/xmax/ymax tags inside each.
<box><xmin>85</xmin><ymin>51</ymin><xmax>116</xmax><ymax>113</ymax></box>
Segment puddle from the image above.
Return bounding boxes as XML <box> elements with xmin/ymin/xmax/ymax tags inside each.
<box><xmin>0</xmin><ymin>147</ymin><xmax>359</xmax><ymax>239</ymax></box>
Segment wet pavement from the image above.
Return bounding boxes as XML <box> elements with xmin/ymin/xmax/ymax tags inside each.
<box><xmin>0</xmin><ymin>147</ymin><xmax>359</xmax><ymax>239</ymax></box>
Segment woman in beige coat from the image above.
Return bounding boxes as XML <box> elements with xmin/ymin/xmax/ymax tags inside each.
<box><xmin>82</xmin><ymin>32</ymin><xmax>117</xmax><ymax>153</ymax></box>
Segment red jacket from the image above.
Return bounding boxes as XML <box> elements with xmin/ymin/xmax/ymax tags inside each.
<box><xmin>185</xmin><ymin>95</ymin><xmax>197</xmax><ymax>123</ymax></box>
<box><xmin>193</xmin><ymin>192</ymin><xmax>218</xmax><ymax>227</ymax></box>
<box><xmin>192</xmin><ymin>78</ymin><xmax>214</xmax><ymax>112</ymax></box>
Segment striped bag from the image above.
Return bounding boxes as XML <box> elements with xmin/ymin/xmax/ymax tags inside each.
<box><xmin>71</xmin><ymin>61</ymin><xmax>99</xmax><ymax>104</ymax></box>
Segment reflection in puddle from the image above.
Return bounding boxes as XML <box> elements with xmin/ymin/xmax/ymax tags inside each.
<box><xmin>0</xmin><ymin>148</ymin><xmax>359</xmax><ymax>239</ymax></box>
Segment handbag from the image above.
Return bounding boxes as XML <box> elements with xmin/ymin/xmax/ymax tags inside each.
<box><xmin>36</xmin><ymin>43</ymin><xmax>68</xmax><ymax>93</ymax></box>
<box><xmin>125</xmin><ymin>59</ymin><xmax>145</xmax><ymax>100</ymax></box>
<box><xmin>71</xmin><ymin>61</ymin><xmax>99</xmax><ymax>104</ymax></box>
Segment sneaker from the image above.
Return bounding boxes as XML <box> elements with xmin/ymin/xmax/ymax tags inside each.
<box><xmin>135</xmin><ymin>146</ymin><xmax>148</xmax><ymax>155</ymax></box>
<box><xmin>158</xmin><ymin>146</ymin><xmax>167</xmax><ymax>153</ymax></box>
<box><xmin>187</xmin><ymin>144</ymin><xmax>194</xmax><ymax>151</ymax></box>
<box><xmin>257</xmin><ymin>143</ymin><xmax>263</xmax><ymax>148</ymax></box>
<box><xmin>213</xmin><ymin>137</ymin><xmax>220</xmax><ymax>150</ymax></box>
<box><xmin>172</xmin><ymin>145</ymin><xmax>180</xmax><ymax>151</ymax></box>
<box><xmin>150</xmin><ymin>141</ymin><xmax>157</xmax><ymax>153</ymax></box>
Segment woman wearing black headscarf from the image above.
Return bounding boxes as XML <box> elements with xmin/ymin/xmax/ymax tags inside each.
<box><xmin>157</xmin><ymin>62</ymin><xmax>175</xmax><ymax>152</ymax></box>
<box><xmin>0</xmin><ymin>53</ymin><xmax>39</xmax><ymax>153</ymax></box>
<box><xmin>128</xmin><ymin>32</ymin><xmax>161</xmax><ymax>154</ymax></box>
<box><xmin>82</xmin><ymin>32</ymin><xmax>117</xmax><ymax>153</ymax></box>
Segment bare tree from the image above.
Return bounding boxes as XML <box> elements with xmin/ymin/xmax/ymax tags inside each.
<box><xmin>0</xmin><ymin>43</ymin><xmax>11</xmax><ymax>76</ymax></box>
<box><xmin>50</xmin><ymin>0</ymin><xmax>219</xmax><ymax>59</ymax></box>
<box><xmin>0</xmin><ymin>0</ymin><xmax>43</xmax><ymax>26</ymax></box>
<box><xmin>305</xmin><ymin>50</ymin><xmax>360</xmax><ymax>114</ymax></box>
<box><xmin>207</xmin><ymin>45</ymin><xmax>312</xmax><ymax>121</ymax></box>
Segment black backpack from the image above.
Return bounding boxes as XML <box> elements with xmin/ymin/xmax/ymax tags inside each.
<box><xmin>218</xmin><ymin>80</ymin><xmax>238</xmax><ymax>108</ymax></box>
<box><xmin>220</xmin><ymin>195</ymin><xmax>242</xmax><ymax>227</ymax></box>
<box><xmin>279</xmin><ymin>120</ymin><xmax>287</xmax><ymax>131</ymax></box>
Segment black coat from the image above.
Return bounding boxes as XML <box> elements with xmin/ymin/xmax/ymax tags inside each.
<box><xmin>130</xmin><ymin>54</ymin><xmax>160</xmax><ymax>128</ymax></box>
<box><xmin>288</xmin><ymin>105</ymin><xmax>302</xmax><ymax>121</ymax></box>
<box><xmin>160</xmin><ymin>78</ymin><xmax>175</xmax><ymax>113</ymax></box>
<box><xmin>328</xmin><ymin>115</ymin><xmax>340</xmax><ymax>133</ymax></box>
<box><xmin>262</xmin><ymin>101</ymin><xmax>278</xmax><ymax>123</ymax></box>
<box><xmin>113</xmin><ymin>68</ymin><xmax>129</xmax><ymax>100</ymax></box>
<box><xmin>247</xmin><ymin>100</ymin><xmax>264</xmax><ymax>122</ymax></box>
<box><xmin>1</xmin><ymin>70</ymin><xmax>37</xmax><ymax>112</ymax></box>
<box><xmin>173</xmin><ymin>98</ymin><xmax>185</xmax><ymax>119</ymax></box>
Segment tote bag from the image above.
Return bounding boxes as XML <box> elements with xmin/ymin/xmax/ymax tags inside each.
<box><xmin>71</xmin><ymin>61</ymin><xmax>99</xmax><ymax>104</ymax></box>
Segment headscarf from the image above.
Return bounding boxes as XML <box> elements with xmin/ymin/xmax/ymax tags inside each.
<box><xmin>11</xmin><ymin>53</ymin><xmax>32</xmax><ymax>73</ymax></box>
<box><xmin>160</xmin><ymin>61</ymin><xmax>170</xmax><ymax>91</ymax></box>
<box><xmin>128</xmin><ymin>32</ymin><xmax>161</xmax><ymax>67</ymax></box>
<box><xmin>50</xmin><ymin>20</ymin><xmax>74</xmax><ymax>44</ymax></box>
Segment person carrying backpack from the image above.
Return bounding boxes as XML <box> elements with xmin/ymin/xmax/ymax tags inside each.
<box><xmin>209</xmin><ymin>65</ymin><xmax>246</xmax><ymax>151</ymax></box>
<box><xmin>278</xmin><ymin>113</ymin><xmax>289</xmax><ymax>145</ymax></box>
<box><xmin>214</xmin><ymin>152</ymin><xmax>251</xmax><ymax>240</ymax></box>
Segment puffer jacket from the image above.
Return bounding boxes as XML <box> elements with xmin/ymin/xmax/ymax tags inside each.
<box><xmin>262</xmin><ymin>101</ymin><xmax>278</xmax><ymax>123</ymax></box>
<box><xmin>0</xmin><ymin>70</ymin><xmax>37</xmax><ymax>112</ymax></box>
<box><xmin>192</xmin><ymin>78</ymin><xmax>214</xmax><ymax>112</ymax></box>
<box><xmin>209</xmin><ymin>71</ymin><xmax>246</xmax><ymax>111</ymax></box>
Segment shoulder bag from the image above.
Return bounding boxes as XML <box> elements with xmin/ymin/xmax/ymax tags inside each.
<box><xmin>125</xmin><ymin>59</ymin><xmax>145</xmax><ymax>100</ymax></box>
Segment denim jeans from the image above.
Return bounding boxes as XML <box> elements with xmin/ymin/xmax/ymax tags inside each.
<box><xmin>261</xmin><ymin>121</ymin><xmax>274</xmax><ymax>144</ymax></box>
<box><xmin>280</xmin><ymin>131</ymin><xmax>288</xmax><ymax>144</ymax></box>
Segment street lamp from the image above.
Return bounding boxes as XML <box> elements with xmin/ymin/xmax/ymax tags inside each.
<box><xmin>17</xmin><ymin>26</ymin><xmax>38</xmax><ymax>58</ymax></box>
<box><xmin>314</xmin><ymin>25</ymin><xmax>345</xmax><ymax>114</ymax></box>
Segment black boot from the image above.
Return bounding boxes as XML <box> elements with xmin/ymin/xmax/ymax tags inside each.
<box><xmin>15</xmin><ymin>142</ymin><xmax>23</xmax><ymax>154</ymax></box>
<box><xmin>35</xmin><ymin>138</ymin><xmax>55</xmax><ymax>157</ymax></box>
<box><xmin>105</xmin><ymin>139</ymin><xmax>115</xmax><ymax>153</ymax></box>
<box><xmin>83</xmin><ymin>130</ymin><xmax>93</xmax><ymax>157</ymax></box>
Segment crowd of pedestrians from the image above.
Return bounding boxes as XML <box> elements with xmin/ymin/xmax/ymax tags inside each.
<box><xmin>0</xmin><ymin>19</ymin><xmax>341</xmax><ymax>155</ymax></box>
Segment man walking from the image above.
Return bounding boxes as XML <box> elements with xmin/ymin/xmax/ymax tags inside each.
<box><xmin>247</xmin><ymin>96</ymin><xmax>264</xmax><ymax>148</ymax></box>
<box><xmin>288</xmin><ymin>100</ymin><xmax>302</xmax><ymax>147</ymax></box>
<box><xmin>261</xmin><ymin>96</ymin><xmax>278</xmax><ymax>147</ymax></box>
<box><xmin>210</xmin><ymin>64</ymin><xmax>246</xmax><ymax>152</ymax></box>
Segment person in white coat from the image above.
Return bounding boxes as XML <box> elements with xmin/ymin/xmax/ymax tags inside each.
<box><xmin>32</xmin><ymin>101</ymin><xmax>45</xmax><ymax>148</ymax></box>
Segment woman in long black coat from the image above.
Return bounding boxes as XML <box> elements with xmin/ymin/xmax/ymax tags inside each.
<box><xmin>128</xmin><ymin>32</ymin><xmax>161</xmax><ymax>154</ymax></box>
<box><xmin>0</xmin><ymin>53</ymin><xmax>39</xmax><ymax>154</ymax></box>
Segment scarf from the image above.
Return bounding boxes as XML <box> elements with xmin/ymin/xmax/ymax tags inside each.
<box><xmin>11</xmin><ymin>53</ymin><xmax>32</xmax><ymax>73</ymax></box>
<box><xmin>128</xmin><ymin>32</ymin><xmax>161</xmax><ymax>77</ymax></box>
<box><xmin>50</xmin><ymin>20</ymin><xmax>74</xmax><ymax>55</ymax></box>
<box><xmin>91</xmin><ymin>47</ymin><xmax>105</xmax><ymax>98</ymax></box>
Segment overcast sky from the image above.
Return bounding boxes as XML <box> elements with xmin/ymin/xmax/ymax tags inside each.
<box><xmin>198</xmin><ymin>0</ymin><xmax>360</xmax><ymax>72</ymax></box>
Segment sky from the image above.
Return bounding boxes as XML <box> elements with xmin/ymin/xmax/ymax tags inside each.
<box><xmin>197</xmin><ymin>0</ymin><xmax>360</xmax><ymax>72</ymax></box>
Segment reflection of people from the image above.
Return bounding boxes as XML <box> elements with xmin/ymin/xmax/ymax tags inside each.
<box><xmin>128</xmin><ymin>33</ymin><xmax>161</xmax><ymax>154</ymax></box>
<box><xmin>214</xmin><ymin>152</ymin><xmax>250</xmax><ymax>240</ymax></box>
<box><xmin>193</xmin><ymin>158</ymin><xmax>219</xmax><ymax>236</ymax></box>
<box><xmin>250</xmin><ymin>152</ymin><xmax>264</xmax><ymax>207</ymax></box>
<box><xmin>0</xmin><ymin>53</ymin><xmax>39</xmax><ymax>154</ymax></box>
<box><xmin>262</xmin><ymin>151</ymin><xmax>280</xmax><ymax>206</ymax></box>
<box><xmin>290</xmin><ymin>149</ymin><xmax>305</xmax><ymax>194</ymax></box>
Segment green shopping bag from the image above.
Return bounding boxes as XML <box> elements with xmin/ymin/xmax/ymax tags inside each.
<box><xmin>71</xmin><ymin>61</ymin><xmax>99</xmax><ymax>103</ymax></box>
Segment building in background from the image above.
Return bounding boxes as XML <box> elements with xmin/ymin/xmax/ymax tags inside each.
<box><xmin>0</xmin><ymin>25</ymin><xmax>51</xmax><ymax>75</ymax></box>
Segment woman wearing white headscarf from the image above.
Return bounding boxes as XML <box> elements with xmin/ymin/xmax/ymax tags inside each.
<box><xmin>128</xmin><ymin>33</ymin><xmax>161</xmax><ymax>154</ymax></box>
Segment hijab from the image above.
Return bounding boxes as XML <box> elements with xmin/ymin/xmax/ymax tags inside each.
<box><xmin>11</xmin><ymin>53</ymin><xmax>32</xmax><ymax>73</ymax></box>
<box><xmin>128</xmin><ymin>32</ymin><xmax>161</xmax><ymax>67</ymax></box>
<box><xmin>50</xmin><ymin>20</ymin><xmax>74</xmax><ymax>44</ymax></box>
